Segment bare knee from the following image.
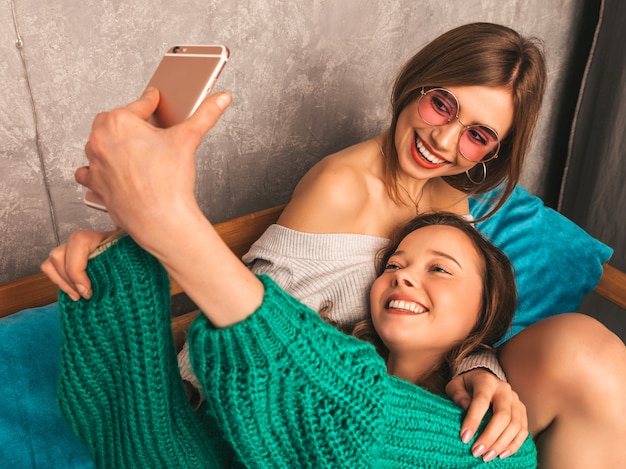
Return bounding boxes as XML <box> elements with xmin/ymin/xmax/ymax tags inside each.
<box><xmin>499</xmin><ymin>313</ymin><xmax>626</xmax><ymax>433</ymax></box>
<box><xmin>501</xmin><ymin>313</ymin><xmax>623</xmax><ymax>376</ymax></box>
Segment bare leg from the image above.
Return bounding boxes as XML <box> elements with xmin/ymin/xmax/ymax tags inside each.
<box><xmin>499</xmin><ymin>313</ymin><xmax>626</xmax><ymax>468</ymax></box>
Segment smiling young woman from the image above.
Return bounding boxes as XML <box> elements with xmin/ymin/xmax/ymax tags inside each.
<box><xmin>357</xmin><ymin>212</ymin><xmax>517</xmax><ymax>396</ymax></box>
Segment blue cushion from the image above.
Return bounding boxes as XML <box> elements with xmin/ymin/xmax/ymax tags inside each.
<box><xmin>0</xmin><ymin>303</ymin><xmax>94</xmax><ymax>468</ymax></box>
<box><xmin>470</xmin><ymin>185</ymin><xmax>613</xmax><ymax>338</ymax></box>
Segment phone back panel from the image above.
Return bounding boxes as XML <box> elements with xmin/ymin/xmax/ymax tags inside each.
<box><xmin>146</xmin><ymin>45</ymin><xmax>229</xmax><ymax>128</ymax></box>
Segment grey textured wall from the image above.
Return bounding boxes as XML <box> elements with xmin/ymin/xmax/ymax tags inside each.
<box><xmin>1</xmin><ymin>0</ymin><xmax>589</xmax><ymax>284</ymax></box>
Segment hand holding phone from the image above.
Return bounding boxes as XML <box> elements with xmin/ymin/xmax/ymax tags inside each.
<box><xmin>85</xmin><ymin>44</ymin><xmax>229</xmax><ymax>211</ymax></box>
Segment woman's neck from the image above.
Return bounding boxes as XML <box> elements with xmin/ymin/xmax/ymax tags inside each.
<box><xmin>397</xmin><ymin>176</ymin><xmax>431</xmax><ymax>212</ymax></box>
<box><xmin>386</xmin><ymin>350</ymin><xmax>441</xmax><ymax>385</ymax></box>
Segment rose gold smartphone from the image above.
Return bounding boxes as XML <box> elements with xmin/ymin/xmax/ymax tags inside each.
<box><xmin>85</xmin><ymin>44</ymin><xmax>229</xmax><ymax>211</ymax></box>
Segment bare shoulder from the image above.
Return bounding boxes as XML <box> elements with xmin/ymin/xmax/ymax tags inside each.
<box><xmin>278</xmin><ymin>140</ymin><xmax>381</xmax><ymax>232</ymax></box>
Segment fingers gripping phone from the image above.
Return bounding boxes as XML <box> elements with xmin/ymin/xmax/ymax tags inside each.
<box><xmin>85</xmin><ymin>44</ymin><xmax>229</xmax><ymax>211</ymax></box>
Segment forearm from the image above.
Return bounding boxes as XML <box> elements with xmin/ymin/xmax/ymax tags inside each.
<box><xmin>129</xmin><ymin>199</ymin><xmax>264</xmax><ymax>328</ymax></box>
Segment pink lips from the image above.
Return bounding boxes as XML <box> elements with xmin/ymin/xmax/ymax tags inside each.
<box><xmin>412</xmin><ymin>132</ymin><xmax>448</xmax><ymax>169</ymax></box>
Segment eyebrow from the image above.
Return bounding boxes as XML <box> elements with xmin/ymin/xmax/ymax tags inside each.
<box><xmin>431</xmin><ymin>250</ymin><xmax>462</xmax><ymax>269</ymax></box>
<box><xmin>392</xmin><ymin>249</ymin><xmax>463</xmax><ymax>269</ymax></box>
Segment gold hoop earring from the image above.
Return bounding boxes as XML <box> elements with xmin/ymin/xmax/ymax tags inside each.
<box><xmin>466</xmin><ymin>162</ymin><xmax>487</xmax><ymax>185</ymax></box>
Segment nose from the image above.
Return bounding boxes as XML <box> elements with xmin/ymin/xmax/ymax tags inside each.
<box><xmin>393</xmin><ymin>270</ymin><xmax>417</xmax><ymax>288</ymax></box>
<box><xmin>431</xmin><ymin>121</ymin><xmax>462</xmax><ymax>153</ymax></box>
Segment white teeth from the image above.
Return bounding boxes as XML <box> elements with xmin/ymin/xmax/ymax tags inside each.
<box><xmin>388</xmin><ymin>299</ymin><xmax>427</xmax><ymax>314</ymax></box>
<box><xmin>415</xmin><ymin>135</ymin><xmax>447</xmax><ymax>165</ymax></box>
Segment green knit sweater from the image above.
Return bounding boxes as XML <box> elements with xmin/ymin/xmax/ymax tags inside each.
<box><xmin>57</xmin><ymin>235</ymin><xmax>537</xmax><ymax>468</ymax></box>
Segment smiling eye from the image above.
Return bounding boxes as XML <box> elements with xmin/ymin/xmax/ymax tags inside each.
<box><xmin>464</xmin><ymin>125</ymin><xmax>499</xmax><ymax>148</ymax></box>
<box><xmin>466</xmin><ymin>127</ymin><xmax>488</xmax><ymax>146</ymax></box>
<box><xmin>430</xmin><ymin>94</ymin><xmax>456</xmax><ymax>120</ymax></box>
<box><xmin>384</xmin><ymin>262</ymin><xmax>401</xmax><ymax>271</ymax></box>
<box><xmin>430</xmin><ymin>264</ymin><xmax>452</xmax><ymax>275</ymax></box>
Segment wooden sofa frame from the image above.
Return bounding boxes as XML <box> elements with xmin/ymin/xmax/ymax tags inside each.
<box><xmin>1</xmin><ymin>204</ymin><xmax>625</xmax><ymax>348</ymax></box>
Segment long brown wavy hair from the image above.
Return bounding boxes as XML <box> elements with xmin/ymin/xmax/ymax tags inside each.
<box><xmin>352</xmin><ymin>212</ymin><xmax>517</xmax><ymax>394</ymax></box>
<box><xmin>381</xmin><ymin>22</ymin><xmax>547</xmax><ymax>219</ymax></box>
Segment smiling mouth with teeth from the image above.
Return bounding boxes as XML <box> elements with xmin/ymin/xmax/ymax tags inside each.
<box><xmin>388</xmin><ymin>299</ymin><xmax>428</xmax><ymax>314</ymax></box>
<box><xmin>414</xmin><ymin>132</ymin><xmax>447</xmax><ymax>166</ymax></box>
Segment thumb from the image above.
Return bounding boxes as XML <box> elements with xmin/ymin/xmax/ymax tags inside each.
<box><xmin>445</xmin><ymin>375</ymin><xmax>472</xmax><ymax>410</ymax></box>
<box><xmin>185</xmin><ymin>91</ymin><xmax>232</xmax><ymax>137</ymax></box>
<box><xmin>124</xmin><ymin>86</ymin><xmax>161</xmax><ymax>121</ymax></box>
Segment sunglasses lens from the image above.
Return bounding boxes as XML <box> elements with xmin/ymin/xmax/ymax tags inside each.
<box><xmin>418</xmin><ymin>89</ymin><xmax>458</xmax><ymax>125</ymax></box>
<box><xmin>418</xmin><ymin>88</ymin><xmax>501</xmax><ymax>162</ymax></box>
<box><xmin>459</xmin><ymin>126</ymin><xmax>500</xmax><ymax>162</ymax></box>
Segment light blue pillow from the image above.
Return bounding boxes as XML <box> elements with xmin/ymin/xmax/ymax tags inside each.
<box><xmin>469</xmin><ymin>185</ymin><xmax>613</xmax><ymax>338</ymax></box>
<box><xmin>0</xmin><ymin>303</ymin><xmax>94</xmax><ymax>468</ymax></box>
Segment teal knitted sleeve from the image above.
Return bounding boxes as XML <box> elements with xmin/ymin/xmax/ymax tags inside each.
<box><xmin>189</xmin><ymin>275</ymin><xmax>537</xmax><ymax>468</ymax></box>
<box><xmin>57</xmin><ymin>235</ymin><xmax>232</xmax><ymax>469</ymax></box>
<box><xmin>189</xmin><ymin>274</ymin><xmax>386</xmax><ymax>467</ymax></box>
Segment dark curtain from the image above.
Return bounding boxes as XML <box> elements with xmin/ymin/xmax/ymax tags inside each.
<box><xmin>559</xmin><ymin>0</ymin><xmax>626</xmax><ymax>340</ymax></box>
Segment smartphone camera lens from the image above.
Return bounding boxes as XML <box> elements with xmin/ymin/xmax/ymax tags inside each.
<box><xmin>172</xmin><ymin>46</ymin><xmax>180</xmax><ymax>54</ymax></box>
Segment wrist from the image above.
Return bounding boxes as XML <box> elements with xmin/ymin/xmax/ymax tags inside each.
<box><xmin>120</xmin><ymin>195</ymin><xmax>203</xmax><ymax>255</ymax></box>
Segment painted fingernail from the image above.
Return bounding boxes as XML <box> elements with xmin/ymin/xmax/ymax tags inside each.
<box><xmin>472</xmin><ymin>444</ymin><xmax>486</xmax><ymax>457</ymax></box>
<box><xmin>499</xmin><ymin>450</ymin><xmax>512</xmax><ymax>460</ymax></box>
<box><xmin>461</xmin><ymin>429</ymin><xmax>473</xmax><ymax>444</ymax></box>
<box><xmin>69</xmin><ymin>291</ymin><xmax>81</xmax><ymax>302</ymax></box>
<box><xmin>77</xmin><ymin>284</ymin><xmax>92</xmax><ymax>300</ymax></box>
<box><xmin>483</xmin><ymin>450</ymin><xmax>497</xmax><ymax>462</ymax></box>
<box><xmin>216</xmin><ymin>92</ymin><xmax>232</xmax><ymax>109</ymax></box>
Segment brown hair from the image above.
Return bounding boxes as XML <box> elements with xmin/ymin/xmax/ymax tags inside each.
<box><xmin>381</xmin><ymin>22</ymin><xmax>547</xmax><ymax>219</ymax></box>
<box><xmin>352</xmin><ymin>212</ymin><xmax>517</xmax><ymax>394</ymax></box>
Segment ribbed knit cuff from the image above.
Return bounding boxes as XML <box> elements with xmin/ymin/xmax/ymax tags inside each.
<box><xmin>453</xmin><ymin>349</ymin><xmax>507</xmax><ymax>382</ymax></box>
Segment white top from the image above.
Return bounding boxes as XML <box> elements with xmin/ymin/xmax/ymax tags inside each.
<box><xmin>242</xmin><ymin>224</ymin><xmax>389</xmax><ymax>329</ymax></box>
